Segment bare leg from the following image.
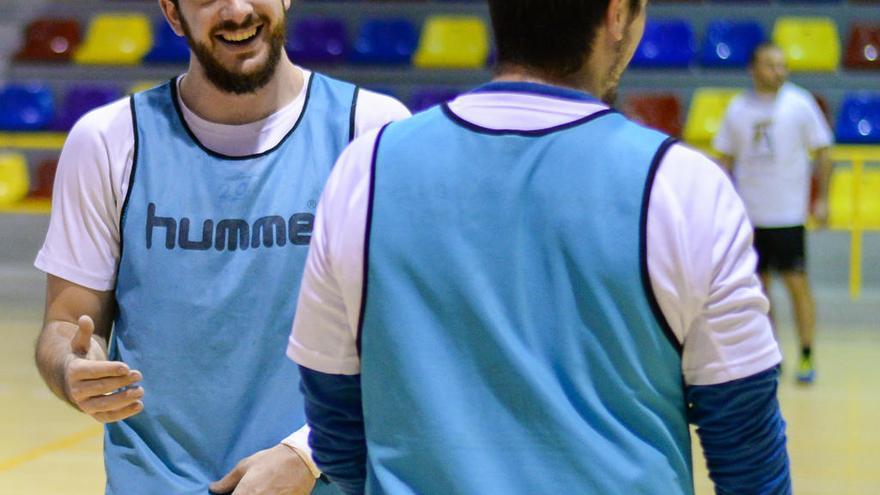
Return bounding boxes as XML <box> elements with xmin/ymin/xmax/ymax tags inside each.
<box><xmin>781</xmin><ymin>271</ymin><xmax>815</xmax><ymax>350</ymax></box>
<box><xmin>759</xmin><ymin>272</ymin><xmax>776</xmax><ymax>339</ymax></box>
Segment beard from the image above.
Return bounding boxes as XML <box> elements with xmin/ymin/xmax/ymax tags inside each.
<box><xmin>179</xmin><ymin>13</ymin><xmax>287</xmax><ymax>95</ymax></box>
<box><xmin>601</xmin><ymin>35</ymin><xmax>631</xmax><ymax>106</ymax></box>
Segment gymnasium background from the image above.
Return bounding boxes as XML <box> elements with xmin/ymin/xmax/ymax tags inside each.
<box><xmin>1</xmin><ymin>0</ymin><xmax>878</xmax><ymax>493</ymax></box>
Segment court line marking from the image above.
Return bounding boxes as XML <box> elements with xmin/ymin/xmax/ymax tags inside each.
<box><xmin>0</xmin><ymin>425</ymin><xmax>102</xmax><ymax>472</ymax></box>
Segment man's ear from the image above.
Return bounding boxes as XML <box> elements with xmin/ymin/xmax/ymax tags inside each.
<box><xmin>605</xmin><ymin>0</ymin><xmax>628</xmax><ymax>43</ymax></box>
<box><xmin>158</xmin><ymin>0</ymin><xmax>186</xmax><ymax>37</ymax></box>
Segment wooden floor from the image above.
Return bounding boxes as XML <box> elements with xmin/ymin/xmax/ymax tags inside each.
<box><xmin>1</xmin><ymin>281</ymin><xmax>879</xmax><ymax>494</ymax></box>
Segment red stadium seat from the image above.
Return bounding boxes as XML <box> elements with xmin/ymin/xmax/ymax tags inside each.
<box><xmin>14</xmin><ymin>18</ymin><xmax>81</xmax><ymax>62</ymax></box>
<box><xmin>622</xmin><ymin>93</ymin><xmax>683</xmax><ymax>138</ymax></box>
<box><xmin>29</xmin><ymin>158</ymin><xmax>58</xmax><ymax>199</ymax></box>
<box><xmin>844</xmin><ymin>24</ymin><xmax>880</xmax><ymax>70</ymax></box>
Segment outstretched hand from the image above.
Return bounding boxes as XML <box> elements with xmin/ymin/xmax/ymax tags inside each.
<box><xmin>64</xmin><ymin>315</ymin><xmax>144</xmax><ymax>423</ymax></box>
<box><xmin>210</xmin><ymin>444</ymin><xmax>317</xmax><ymax>495</ymax></box>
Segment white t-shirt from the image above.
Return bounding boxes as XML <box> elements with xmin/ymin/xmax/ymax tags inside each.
<box><xmin>288</xmin><ymin>91</ymin><xmax>782</xmax><ymax>388</ymax></box>
<box><xmin>713</xmin><ymin>82</ymin><xmax>834</xmax><ymax>228</ymax></box>
<box><xmin>35</xmin><ymin>68</ymin><xmax>410</xmax><ymax>291</ymax></box>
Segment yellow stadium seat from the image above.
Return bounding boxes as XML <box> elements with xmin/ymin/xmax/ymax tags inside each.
<box><xmin>129</xmin><ymin>81</ymin><xmax>162</xmax><ymax>95</ymax></box>
<box><xmin>772</xmin><ymin>17</ymin><xmax>840</xmax><ymax>72</ymax></box>
<box><xmin>0</xmin><ymin>153</ymin><xmax>30</xmax><ymax>206</ymax></box>
<box><xmin>684</xmin><ymin>88</ymin><xmax>741</xmax><ymax>147</ymax></box>
<box><xmin>828</xmin><ymin>168</ymin><xmax>880</xmax><ymax>230</ymax></box>
<box><xmin>74</xmin><ymin>14</ymin><xmax>152</xmax><ymax>65</ymax></box>
<box><xmin>413</xmin><ymin>16</ymin><xmax>489</xmax><ymax>69</ymax></box>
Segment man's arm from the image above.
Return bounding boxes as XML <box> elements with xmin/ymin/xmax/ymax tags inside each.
<box><xmin>35</xmin><ymin>274</ymin><xmax>145</xmax><ymax>422</ymax></box>
<box><xmin>647</xmin><ymin>144</ymin><xmax>789</xmax><ymax>493</ymax></box>
<box><xmin>811</xmin><ymin>146</ymin><xmax>832</xmax><ymax>227</ymax></box>
<box><xmin>716</xmin><ymin>153</ymin><xmax>734</xmax><ymax>177</ymax></box>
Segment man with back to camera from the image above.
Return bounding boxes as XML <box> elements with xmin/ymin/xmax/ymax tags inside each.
<box><xmin>714</xmin><ymin>42</ymin><xmax>834</xmax><ymax>384</ymax></box>
<box><xmin>287</xmin><ymin>0</ymin><xmax>791</xmax><ymax>494</ymax></box>
<box><xmin>32</xmin><ymin>0</ymin><xmax>409</xmax><ymax>493</ymax></box>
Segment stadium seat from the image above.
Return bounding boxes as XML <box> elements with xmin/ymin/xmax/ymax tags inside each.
<box><xmin>631</xmin><ymin>19</ymin><xmax>695</xmax><ymax>68</ymax></box>
<box><xmin>622</xmin><ymin>93</ymin><xmax>683</xmax><ymax>137</ymax></box>
<box><xmin>287</xmin><ymin>17</ymin><xmax>348</xmax><ymax>64</ymax></box>
<box><xmin>829</xmin><ymin>169</ymin><xmax>880</xmax><ymax>229</ymax></box>
<box><xmin>844</xmin><ymin>24</ymin><xmax>880</xmax><ymax>70</ymax></box>
<box><xmin>0</xmin><ymin>153</ymin><xmax>30</xmax><ymax>206</ymax></box>
<box><xmin>700</xmin><ymin>20</ymin><xmax>766</xmax><ymax>68</ymax></box>
<box><xmin>409</xmin><ymin>88</ymin><xmax>461</xmax><ymax>113</ymax></box>
<box><xmin>29</xmin><ymin>158</ymin><xmax>57</xmax><ymax>199</ymax></box>
<box><xmin>74</xmin><ymin>13</ymin><xmax>153</xmax><ymax>65</ymax></box>
<box><xmin>0</xmin><ymin>84</ymin><xmax>55</xmax><ymax>131</ymax></box>
<box><xmin>835</xmin><ymin>93</ymin><xmax>880</xmax><ymax>144</ymax></box>
<box><xmin>684</xmin><ymin>88</ymin><xmax>740</xmax><ymax>146</ymax></box>
<box><xmin>145</xmin><ymin>19</ymin><xmax>189</xmax><ymax>64</ymax></box>
<box><xmin>52</xmin><ymin>85</ymin><xmax>122</xmax><ymax>131</ymax></box>
<box><xmin>350</xmin><ymin>18</ymin><xmax>419</xmax><ymax>65</ymax></box>
<box><xmin>413</xmin><ymin>16</ymin><xmax>490</xmax><ymax>69</ymax></box>
<box><xmin>772</xmin><ymin>17</ymin><xmax>840</xmax><ymax>72</ymax></box>
<box><xmin>14</xmin><ymin>18</ymin><xmax>81</xmax><ymax>62</ymax></box>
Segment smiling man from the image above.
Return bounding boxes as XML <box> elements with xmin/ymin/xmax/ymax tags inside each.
<box><xmin>33</xmin><ymin>0</ymin><xmax>408</xmax><ymax>494</ymax></box>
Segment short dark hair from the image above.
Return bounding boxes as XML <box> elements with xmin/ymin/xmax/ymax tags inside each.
<box><xmin>749</xmin><ymin>42</ymin><xmax>782</xmax><ymax>66</ymax></box>
<box><xmin>488</xmin><ymin>0</ymin><xmax>642</xmax><ymax>79</ymax></box>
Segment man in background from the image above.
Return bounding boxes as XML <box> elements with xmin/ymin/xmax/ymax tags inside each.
<box><xmin>715</xmin><ymin>42</ymin><xmax>834</xmax><ymax>384</ymax></box>
<box><xmin>288</xmin><ymin>0</ymin><xmax>790</xmax><ymax>493</ymax></box>
<box><xmin>33</xmin><ymin>0</ymin><xmax>408</xmax><ymax>493</ymax></box>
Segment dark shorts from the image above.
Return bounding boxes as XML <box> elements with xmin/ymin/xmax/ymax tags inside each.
<box><xmin>753</xmin><ymin>226</ymin><xmax>807</xmax><ymax>274</ymax></box>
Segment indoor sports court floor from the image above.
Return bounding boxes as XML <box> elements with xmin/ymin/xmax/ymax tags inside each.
<box><xmin>1</xmin><ymin>216</ymin><xmax>879</xmax><ymax>494</ymax></box>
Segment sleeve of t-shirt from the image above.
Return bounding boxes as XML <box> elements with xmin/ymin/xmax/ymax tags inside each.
<box><xmin>648</xmin><ymin>144</ymin><xmax>782</xmax><ymax>386</ymax></box>
<box><xmin>712</xmin><ymin>102</ymin><xmax>737</xmax><ymax>157</ymax></box>
<box><xmin>803</xmin><ymin>94</ymin><xmax>834</xmax><ymax>151</ymax></box>
<box><xmin>352</xmin><ymin>90</ymin><xmax>410</xmax><ymax>139</ymax></box>
<box><xmin>33</xmin><ymin>99</ymin><xmax>135</xmax><ymax>291</ymax></box>
<box><xmin>287</xmin><ymin>128</ymin><xmax>382</xmax><ymax>375</ymax></box>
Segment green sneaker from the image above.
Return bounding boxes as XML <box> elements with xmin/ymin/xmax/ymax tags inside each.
<box><xmin>796</xmin><ymin>356</ymin><xmax>816</xmax><ymax>384</ymax></box>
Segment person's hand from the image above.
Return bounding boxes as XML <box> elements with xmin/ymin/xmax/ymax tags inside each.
<box><xmin>210</xmin><ymin>444</ymin><xmax>317</xmax><ymax>495</ymax></box>
<box><xmin>812</xmin><ymin>198</ymin><xmax>829</xmax><ymax>229</ymax></box>
<box><xmin>64</xmin><ymin>315</ymin><xmax>144</xmax><ymax>423</ymax></box>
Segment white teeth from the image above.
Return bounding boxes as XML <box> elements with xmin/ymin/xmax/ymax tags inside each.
<box><xmin>221</xmin><ymin>27</ymin><xmax>258</xmax><ymax>42</ymax></box>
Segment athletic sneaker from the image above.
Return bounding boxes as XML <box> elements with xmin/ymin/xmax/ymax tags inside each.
<box><xmin>796</xmin><ymin>356</ymin><xmax>816</xmax><ymax>384</ymax></box>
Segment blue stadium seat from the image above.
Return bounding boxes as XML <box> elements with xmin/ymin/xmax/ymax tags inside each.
<box><xmin>700</xmin><ymin>20</ymin><xmax>766</xmax><ymax>68</ymax></box>
<box><xmin>835</xmin><ymin>93</ymin><xmax>880</xmax><ymax>144</ymax></box>
<box><xmin>631</xmin><ymin>19</ymin><xmax>695</xmax><ymax>68</ymax></box>
<box><xmin>145</xmin><ymin>19</ymin><xmax>189</xmax><ymax>64</ymax></box>
<box><xmin>350</xmin><ymin>18</ymin><xmax>419</xmax><ymax>65</ymax></box>
<box><xmin>286</xmin><ymin>17</ymin><xmax>348</xmax><ymax>64</ymax></box>
<box><xmin>0</xmin><ymin>83</ymin><xmax>55</xmax><ymax>131</ymax></box>
<box><xmin>52</xmin><ymin>85</ymin><xmax>122</xmax><ymax>131</ymax></box>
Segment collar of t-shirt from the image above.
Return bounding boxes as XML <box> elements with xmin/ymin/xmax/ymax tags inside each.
<box><xmin>174</xmin><ymin>68</ymin><xmax>312</xmax><ymax>157</ymax></box>
<box><xmin>446</xmin><ymin>82</ymin><xmax>610</xmax><ymax>132</ymax></box>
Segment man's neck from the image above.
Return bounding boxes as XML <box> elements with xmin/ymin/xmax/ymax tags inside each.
<box><xmin>493</xmin><ymin>65</ymin><xmax>598</xmax><ymax>98</ymax></box>
<box><xmin>753</xmin><ymin>83</ymin><xmax>783</xmax><ymax>99</ymax></box>
<box><xmin>178</xmin><ymin>57</ymin><xmax>303</xmax><ymax>125</ymax></box>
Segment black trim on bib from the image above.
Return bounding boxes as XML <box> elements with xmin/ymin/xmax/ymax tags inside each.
<box><xmin>349</xmin><ymin>86</ymin><xmax>360</xmax><ymax>142</ymax></box>
<box><xmin>441</xmin><ymin>103</ymin><xmax>616</xmax><ymax>137</ymax></box>
<box><xmin>118</xmin><ymin>95</ymin><xmax>141</xmax><ymax>260</ymax></box>
<box><xmin>639</xmin><ymin>136</ymin><xmax>683</xmax><ymax>355</ymax></box>
<box><xmin>356</xmin><ymin>123</ymin><xmax>391</xmax><ymax>356</ymax></box>
<box><xmin>168</xmin><ymin>74</ymin><xmax>315</xmax><ymax>161</ymax></box>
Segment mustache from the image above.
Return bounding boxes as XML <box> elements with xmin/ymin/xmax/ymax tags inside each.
<box><xmin>213</xmin><ymin>15</ymin><xmax>261</xmax><ymax>33</ymax></box>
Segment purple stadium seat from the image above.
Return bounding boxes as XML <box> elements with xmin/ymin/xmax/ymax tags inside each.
<box><xmin>631</xmin><ymin>19</ymin><xmax>695</xmax><ymax>68</ymax></box>
<box><xmin>286</xmin><ymin>17</ymin><xmax>348</xmax><ymax>64</ymax></box>
<box><xmin>51</xmin><ymin>85</ymin><xmax>122</xmax><ymax>131</ymax></box>
<box><xmin>409</xmin><ymin>88</ymin><xmax>460</xmax><ymax>113</ymax></box>
<box><xmin>0</xmin><ymin>83</ymin><xmax>55</xmax><ymax>131</ymax></box>
<box><xmin>350</xmin><ymin>18</ymin><xmax>419</xmax><ymax>65</ymax></box>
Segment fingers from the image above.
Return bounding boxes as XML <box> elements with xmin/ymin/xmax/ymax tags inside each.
<box><xmin>71</xmin><ymin>315</ymin><xmax>95</xmax><ymax>355</ymax></box>
<box><xmin>79</xmin><ymin>386</ymin><xmax>144</xmax><ymax>414</ymax></box>
<box><xmin>92</xmin><ymin>400</ymin><xmax>145</xmax><ymax>424</ymax></box>
<box><xmin>67</xmin><ymin>360</ymin><xmax>132</xmax><ymax>382</ymax></box>
<box><xmin>68</xmin><ymin>371</ymin><xmax>142</xmax><ymax>403</ymax></box>
<box><xmin>209</xmin><ymin>462</ymin><xmax>247</xmax><ymax>494</ymax></box>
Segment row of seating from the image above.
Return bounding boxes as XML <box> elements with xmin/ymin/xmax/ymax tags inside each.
<box><xmin>14</xmin><ymin>14</ymin><xmax>880</xmax><ymax>70</ymax></box>
<box><xmin>1</xmin><ymin>79</ymin><xmax>878</xmax><ymax>146</ymax></box>
<box><xmin>0</xmin><ymin>154</ymin><xmax>54</xmax><ymax>205</ymax></box>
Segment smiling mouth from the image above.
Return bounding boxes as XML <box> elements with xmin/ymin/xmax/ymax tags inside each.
<box><xmin>216</xmin><ymin>25</ymin><xmax>263</xmax><ymax>46</ymax></box>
